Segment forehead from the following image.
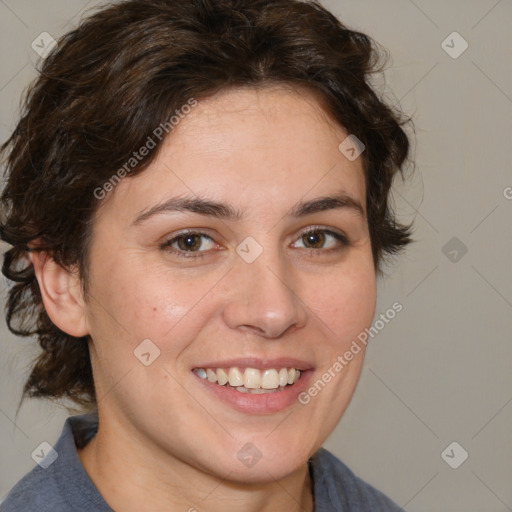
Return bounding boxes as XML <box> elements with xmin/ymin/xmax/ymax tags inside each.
<box><xmin>169</xmin><ymin>85</ymin><xmax>352</xmax><ymax>159</ymax></box>
<box><xmin>97</xmin><ymin>86</ymin><xmax>366</xmax><ymax>222</ymax></box>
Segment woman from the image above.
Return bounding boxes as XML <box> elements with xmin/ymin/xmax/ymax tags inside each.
<box><xmin>0</xmin><ymin>0</ymin><xmax>413</xmax><ymax>510</ymax></box>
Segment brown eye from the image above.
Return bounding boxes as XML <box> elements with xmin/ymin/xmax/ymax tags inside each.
<box><xmin>160</xmin><ymin>231</ymin><xmax>216</xmax><ymax>258</ymax></box>
<box><xmin>293</xmin><ymin>228</ymin><xmax>349</xmax><ymax>252</ymax></box>
<box><xmin>175</xmin><ymin>234</ymin><xmax>203</xmax><ymax>251</ymax></box>
<box><xmin>302</xmin><ymin>230</ymin><xmax>326</xmax><ymax>249</ymax></box>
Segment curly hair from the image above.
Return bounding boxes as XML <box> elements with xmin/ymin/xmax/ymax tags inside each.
<box><xmin>0</xmin><ymin>0</ymin><xmax>413</xmax><ymax>411</ymax></box>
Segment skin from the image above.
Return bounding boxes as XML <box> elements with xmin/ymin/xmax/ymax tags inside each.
<box><xmin>32</xmin><ymin>85</ymin><xmax>377</xmax><ymax>512</ymax></box>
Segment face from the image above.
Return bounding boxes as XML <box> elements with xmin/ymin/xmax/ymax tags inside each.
<box><xmin>82</xmin><ymin>86</ymin><xmax>376</xmax><ymax>483</ymax></box>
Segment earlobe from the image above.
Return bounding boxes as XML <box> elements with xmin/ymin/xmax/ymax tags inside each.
<box><xmin>30</xmin><ymin>250</ymin><xmax>89</xmax><ymax>338</ymax></box>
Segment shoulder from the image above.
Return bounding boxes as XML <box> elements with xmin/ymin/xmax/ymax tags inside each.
<box><xmin>1</xmin><ymin>412</ymin><xmax>106</xmax><ymax>512</ymax></box>
<box><xmin>310</xmin><ymin>448</ymin><xmax>403</xmax><ymax>511</ymax></box>
<box><xmin>0</xmin><ymin>465</ymin><xmax>60</xmax><ymax>512</ymax></box>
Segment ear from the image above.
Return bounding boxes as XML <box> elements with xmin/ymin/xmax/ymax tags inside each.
<box><xmin>30</xmin><ymin>250</ymin><xmax>89</xmax><ymax>338</ymax></box>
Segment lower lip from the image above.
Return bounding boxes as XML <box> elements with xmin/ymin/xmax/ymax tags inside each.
<box><xmin>194</xmin><ymin>371</ymin><xmax>313</xmax><ymax>414</ymax></box>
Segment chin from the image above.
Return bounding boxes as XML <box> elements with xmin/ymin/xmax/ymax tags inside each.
<box><xmin>204</xmin><ymin>435</ymin><xmax>313</xmax><ymax>484</ymax></box>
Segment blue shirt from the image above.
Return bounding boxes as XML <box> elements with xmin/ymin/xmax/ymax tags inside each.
<box><xmin>1</xmin><ymin>414</ymin><xmax>402</xmax><ymax>511</ymax></box>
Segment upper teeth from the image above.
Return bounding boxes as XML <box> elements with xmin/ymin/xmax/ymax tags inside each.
<box><xmin>194</xmin><ymin>367</ymin><xmax>301</xmax><ymax>389</ymax></box>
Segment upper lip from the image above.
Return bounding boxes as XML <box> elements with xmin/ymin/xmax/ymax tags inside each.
<box><xmin>193</xmin><ymin>357</ymin><xmax>314</xmax><ymax>371</ymax></box>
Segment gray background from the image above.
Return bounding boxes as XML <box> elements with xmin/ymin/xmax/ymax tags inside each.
<box><xmin>0</xmin><ymin>1</ymin><xmax>511</xmax><ymax>510</ymax></box>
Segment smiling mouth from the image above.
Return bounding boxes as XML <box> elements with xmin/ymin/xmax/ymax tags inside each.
<box><xmin>193</xmin><ymin>367</ymin><xmax>302</xmax><ymax>394</ymax></box>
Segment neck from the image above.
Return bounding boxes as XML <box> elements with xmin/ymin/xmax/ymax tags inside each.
<box><xmin>77</xmin><ymin>413</ymin><xmax>314</xmax><ymax>512</ymax></box>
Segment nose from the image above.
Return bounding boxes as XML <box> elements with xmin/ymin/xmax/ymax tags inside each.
<box><xmin>221</xmin><ymin>244</ymin><xmax>308</xmax><ymax>339</ymax></box>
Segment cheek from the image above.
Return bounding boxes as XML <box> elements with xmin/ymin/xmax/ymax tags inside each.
<box><xmin>310</xmin><ymin>263</ymin><xmax>376</xmax><ymax>350</ymax></box>
<box><xmin>87</xmin><ymin>257</ymin><xmax>222</xmax><ymax>355</ymax></box>
<box><xmin>89</xmin><ymin>253</ymin><xmax>167</xmax><ymax>326</ymax></box>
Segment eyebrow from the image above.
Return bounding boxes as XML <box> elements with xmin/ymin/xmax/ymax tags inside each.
<box><xmin>132</xmin><ymin>192</ymin><xmax>365</xmax><ymax>225</ymax></box>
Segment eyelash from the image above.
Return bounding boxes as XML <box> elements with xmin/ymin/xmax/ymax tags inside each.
<box><xmin>159</xmin><ymin>227</ymin><xmax>350</xmax><ymax>259</ymax></box>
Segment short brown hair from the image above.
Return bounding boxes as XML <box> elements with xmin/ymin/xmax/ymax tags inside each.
<box><xmin>0</xmin><ymin>0</ymin><xmax>413</xmax><ymax>410</ymax></box>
